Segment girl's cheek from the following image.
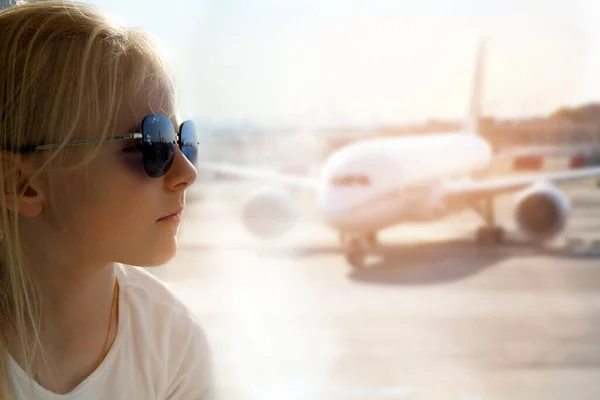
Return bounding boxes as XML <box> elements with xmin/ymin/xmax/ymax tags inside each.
<box><xmin>120</xmin><ymin>155</ymin><xmax>148</xmax><ymax>179</ymax></box>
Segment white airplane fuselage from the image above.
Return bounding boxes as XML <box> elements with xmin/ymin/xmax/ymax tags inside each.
<box><xmin>317</xmin><ymin>132</ymin><xmax>492</xmax><ymax>233</ymax></box>
<box><xmin>198</xmin><ymin>39</ymin><xmax>597</xmax><ymax>256</ymax></box>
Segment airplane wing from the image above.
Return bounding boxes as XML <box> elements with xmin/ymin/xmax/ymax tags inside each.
<box><xmin>493</xmin><ymin>144</ymin><xmax>600</xmax><ymax>160</ymax></box>
<box><xmin>197</xmin><ymin>161</ymin><xmax>320</xmax><ymax>190</ymax></box>
<box><xmin>444</xmin><ymin>166</ymin><xmax>600</xmax><ymax>198</ymax></box>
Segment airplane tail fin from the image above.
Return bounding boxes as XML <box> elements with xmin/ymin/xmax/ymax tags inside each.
<box><xmin>464</xmin><ymin>38</ymin><xmax>486</xmax><ymax>134</ymax></box>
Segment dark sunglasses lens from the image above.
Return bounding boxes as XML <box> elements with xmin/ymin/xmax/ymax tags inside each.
<box><xmin>180</xmin><ymin>121</ymin><xmax>198</xmax><ymax>165</ymax></box>
<box><xmin>141</xmin><ymin>114</ymin><xmax>176</xmax><ymax>178</ymax></box>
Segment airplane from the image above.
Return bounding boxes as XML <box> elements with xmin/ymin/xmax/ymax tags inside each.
<box><xmin>493</xmin><ymin>144</ymin><xmax>600</xmax><ymax>171</ymax></box>
<box><xmin>197</xmin><ymin>40</ymin><xmax>600</xmax><ymax>268</ymax></box>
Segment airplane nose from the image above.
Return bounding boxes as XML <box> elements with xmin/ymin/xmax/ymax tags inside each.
<box><xmin>319</xmin><ymin>193</ymin><xmax>342</xmax><ymax>216</ymax></box>
<box><xmin>322</xmin><ymin>205</ymin><xmax>345</xmax><ymax>221</ymax></box>
<box><xmin>318</xmin><ymin>188</ymin><xmax>358</xmax><ymax>227</ymax></box>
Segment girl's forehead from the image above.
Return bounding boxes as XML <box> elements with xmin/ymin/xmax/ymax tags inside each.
<box><xmin>135</xmin><ymin>80</ymin><xmax>176</xmax><ymax>115</ymax></box>
<box><xmin>120</xmin><ymin>84</ymin><xmax>178</xmax><ymax>131</ymax></box>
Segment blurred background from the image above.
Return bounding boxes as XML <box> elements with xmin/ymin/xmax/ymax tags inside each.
<box><xmin>95</xmin><ymin>0</ymin><xmax>600</xmax><ymax>171</ymax></box>
<box><xmin>4</xmin><ymin>1</ymin><xmax>600</xmax><ymax>399</ymax></box>
<box><xmin>4</xmin><ymin>0</ymin><xmax>600</xmax><ymax>166</ymax></box>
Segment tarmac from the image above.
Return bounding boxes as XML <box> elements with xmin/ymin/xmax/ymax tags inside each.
<box><xmin>154</xmin><ymin>180</ymin><xmax>600</xmax><ymax>400</ymax></box>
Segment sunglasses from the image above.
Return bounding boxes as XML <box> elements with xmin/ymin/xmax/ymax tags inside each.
<box><xmin>10</xmin><ymin>113</ymin><xmax>198</xmax><ymax>178</ymax></box>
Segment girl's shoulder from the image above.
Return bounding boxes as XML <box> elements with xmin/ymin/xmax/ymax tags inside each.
<box><xmin>117</xmin><ymin>264</ymin><xmax>178</xmax><ymax>304</ymax></box>
<box><xmin>116</xmin><ymin>264</ymin><xmax>202</xmax><ymax>333</ymax></box>
<box><xmin>114</xmin><ymin>263</ymin><xmax>213</xmax><ymax>397</ymax></box>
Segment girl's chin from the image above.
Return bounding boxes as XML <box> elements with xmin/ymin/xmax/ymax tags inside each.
<box><xmin>121</xmin><ymin>240</ymin><xmax>178</xmax><ymax>268</ymax></box>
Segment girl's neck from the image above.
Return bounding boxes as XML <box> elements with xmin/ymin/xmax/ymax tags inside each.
<box><xmin>9</xmin><ymin>262</ymin><xmax>120</xmax><ymax>394</ymax></box>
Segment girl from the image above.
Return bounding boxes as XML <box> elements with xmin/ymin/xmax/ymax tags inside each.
<box><xmin>0</xmin><ymin>1</ymin><xmax>213</xmax><ymax>398</ymax></box>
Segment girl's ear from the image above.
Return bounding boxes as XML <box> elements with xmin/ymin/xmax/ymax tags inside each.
<box><xmin>0</xmin><ymin>151</ymin><xmax>45</xmax><ymax>218</ymax></box>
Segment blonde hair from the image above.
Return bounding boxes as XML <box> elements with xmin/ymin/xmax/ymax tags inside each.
<box><xmin>0</xmin><ymin>1</ymin><xmax>175</xmax><ymax>396</ymax></box>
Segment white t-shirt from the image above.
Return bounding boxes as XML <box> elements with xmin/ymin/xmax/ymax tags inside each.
<box><xmin>8</xmin><ymin>264</ymin><xmax>213</xmax><ymax>400</ymax></box>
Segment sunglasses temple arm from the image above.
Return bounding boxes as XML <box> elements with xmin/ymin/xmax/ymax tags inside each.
<box><xmin>31</xmin><ymin>133</ymin><xmax>143</xmax><ymax>152</ymax></box>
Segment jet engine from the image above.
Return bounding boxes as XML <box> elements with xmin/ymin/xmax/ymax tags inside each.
<box><xmin>241</xmin><ymin>187</ymin><xmax>297</xmax><ymax>239</ymax></box>
<box><xmin>514</xmin><ymin>182</ymin><xmax>570</xmax><ymax>241</ymax></box>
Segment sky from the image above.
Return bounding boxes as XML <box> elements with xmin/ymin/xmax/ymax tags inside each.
<box><xmin>88</xmin><ymin>0</ymin><xmax>600</xmax><ymax>127</ymax></box>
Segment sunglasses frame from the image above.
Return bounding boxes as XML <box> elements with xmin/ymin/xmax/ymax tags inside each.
<box><xmin>14</xmin><ymin>133</ymin><xmax>145</xmax><ymax>153</ymax></box>
<box><xmin>7</xmin><ymin>113</ymin><xmax>199</xmax><ymax>178</ymax></box>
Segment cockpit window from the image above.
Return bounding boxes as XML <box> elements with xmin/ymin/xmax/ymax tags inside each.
<box><xmin>330</xmin><ymin>175</ymin><xmax>370</xmax><ymax>186</ymax></box>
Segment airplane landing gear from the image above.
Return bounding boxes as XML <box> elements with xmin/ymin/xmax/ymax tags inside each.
<box><xmin>476</xmin><ymin>225</ymin><xmax>505</xmax><ymax>245</ymax></box>
<box><xmin>366</xmin><ymin>231</ymin><xmax>378</xmax><ymax>247</ymax></box>
<box><xmin>473</xmin><ymin>197</ymin><xmax>505</xmax><ymax>245</ymax></box>
<box><xmin>344</xmin><ymin>237</ymin><xmax>365</xmax><ymax>269</ymax></box>
<box><xmin>340</xmin><ymin>233</ymin><xmax>369</xmax><ymax>269</ymax></box>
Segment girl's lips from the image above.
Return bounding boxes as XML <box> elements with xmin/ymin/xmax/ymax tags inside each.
<box><xmin>157</xmin><ymin>213</ymin><xmax>181</xmax><ymax>223</ymax></box>
<box><xmin>158</xmin><ymin>207</ymin><xmax>184</xmax><ymax>222</ymax></box>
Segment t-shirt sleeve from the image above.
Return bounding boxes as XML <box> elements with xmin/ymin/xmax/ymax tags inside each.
<box><xmin>164</xmin><ymin>312</ymin><xmax>215</xmax><ymax>400</ymax></box>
